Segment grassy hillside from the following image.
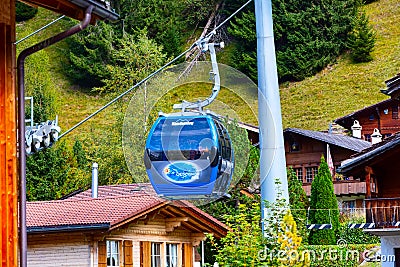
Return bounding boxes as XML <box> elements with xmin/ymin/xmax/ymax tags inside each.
<box><xmin>17</xmin><ymin>0</ymin><xmax>400</xmax><ymax>139</ymax></box>
<box><xmin>279</xmin><ymin>0</ymin><xmax>400</xmax><ymax>131</ymax></box>
<box><xmin>17</xmin><ymin>10</ymin><xmax>122</xmax><ymax>142</ymax></box>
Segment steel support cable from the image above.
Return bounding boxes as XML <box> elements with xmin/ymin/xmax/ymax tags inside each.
<box><xmin>59</xmin><ymin>0</ymin><xmax>254</xmax><ymax>139</ymax></box>
<box><xmin>15</xmin><ymin>15</ymin><xmax>66</xmax><ymax>45</ymax></box>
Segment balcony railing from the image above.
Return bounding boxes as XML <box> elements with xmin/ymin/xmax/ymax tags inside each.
<box><xmin>302</xmin><ymin>180</ymin><xmax>366</xmax><ymax>197</ymax></box>
<box><xmin>365</xmin><ymin>198</ymin><xmax>400</xmax><ymax>227</ymax></box>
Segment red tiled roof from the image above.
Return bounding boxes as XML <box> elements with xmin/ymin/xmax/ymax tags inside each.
<box><xmin>27</xmin><ymin>194</ymin><xmax>163</xmax><ymax>227</ymax></box>
<box><xmin>27</xmin><ymin>183</ymin><xmax>228</xmax><ymax>235</ymax></box>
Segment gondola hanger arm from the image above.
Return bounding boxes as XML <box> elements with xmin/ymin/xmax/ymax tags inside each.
<box><xmin>173</xmin><ymin>37</ymin><xmax>224</xmax><ymax>113</ymax></box>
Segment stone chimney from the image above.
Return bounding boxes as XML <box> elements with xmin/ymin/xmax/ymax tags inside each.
<box><xmin>351</xmin><ymin>120</ymin><xmax>362</xmax><ymax>139</ymax></box>
<box><xmin>371</xmin><ymin>128</ymin><xmax>382</xmax><ymax>145</ymax></box>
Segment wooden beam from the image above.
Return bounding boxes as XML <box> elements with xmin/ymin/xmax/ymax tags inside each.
<box><xmin>365</xmin><ymin>166</ymin><xmax>373</xmax><ymax>199</ymax></box>
<box><xmin>165</xmin><ymin>217</ymin><xmax>189</xmax><ymax>232</ymax></box>
<box><xmin>0</xmin><ymin>0</ymin><xmax>18</xmax><ymax>265</ymax></box>
<box><xmin>191</xmin><ymin>233</ymin><xmax>205</xmax><ymax>247</ymax></box>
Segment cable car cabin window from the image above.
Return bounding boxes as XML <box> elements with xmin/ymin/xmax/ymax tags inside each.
<box><xmin>213</xmin><ymin>119</ymin><xmax>232</xmax><ymax>160</ymax></box>
<box><xmin>148</xmin><ymin>117</ymin><xmax>213</xmax><ymax>161</ymax></box>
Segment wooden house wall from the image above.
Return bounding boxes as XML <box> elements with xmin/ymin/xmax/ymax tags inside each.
<box><xmin>372</xmin><ymin>154</ymin><xmax>400</xmax><ymax>198</ymax></box>
<box><xmin>285</xmin><ymin>134</ymin><xmax>355</xmax><ymax>184</ymax></box>
<box><xmin>27</xmin><ymin>233</ymin><xmax>92</xmax><ymax>267</ymax></box>
<box><xmin>0</xmin><ymin>0</ymin><xmax>18</xmax><ymax>265</ymax></box>
<box><xmin>108</xmin><ymin>217</ymin><xmax>199</xmax><ymax>267</ymax></box>
<box><xmin>351</xmin><ymin>102</ymin><xmax>400</xmax><ymax>139</ymax></box>
<box><xmin>27</xmin><ymin>216</ymin><xmax>201</xmax><ymax>267</ymax></box>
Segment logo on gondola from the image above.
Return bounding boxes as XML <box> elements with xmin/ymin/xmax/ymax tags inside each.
<box><xmin>163</xmin><ymin>162</ymin><xmax>200</xmax><ymax>183</ymax></box>
<box><xmin>171</xmin><ymin>120</ymin><xmax>194</xmax><ymax>126</ymax></box>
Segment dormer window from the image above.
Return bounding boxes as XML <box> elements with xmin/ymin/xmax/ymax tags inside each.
<box><xmin>369</xmin><ymin>114</ymin><xmax>375</xmax><ymax>120</ymax></box>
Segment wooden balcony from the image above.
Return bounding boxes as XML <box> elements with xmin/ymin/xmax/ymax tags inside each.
<box><xmin>365</xmin><ymin>198</ymin><xmax>400</xmax><ymax>228</ymax></box>
<box><xmin>302</xmin><ymin>180</ymin><xmax>366</xmax><ymax>197</ymax></box>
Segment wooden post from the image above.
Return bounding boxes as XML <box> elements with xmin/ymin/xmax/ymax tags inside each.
<box><xmin>0</xmin><ymin>0</ymin><xmax>18</xmax><ymax>265</ymax></box>
<box><xmin>365</xmin><ymin>166</ymin><xmax>373</xmax><ymax>199</ymax></box>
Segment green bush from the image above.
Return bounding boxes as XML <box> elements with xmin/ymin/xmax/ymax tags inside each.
<box><xmin>337</xmin><ymin>216</ymin><xmax>380</xmax><ymax>244</ymax></box>
<box><xmin>16</xmin><ymin>1</ymin><xmax>38</xmax><ymax>22</ymax></box>
<box><xmin>26</xmin><ymin>140</ymin><xmax>90</xmax><ymax>201</ymax></box>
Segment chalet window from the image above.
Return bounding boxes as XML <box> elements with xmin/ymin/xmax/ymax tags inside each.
<box><xmin>107</xmin><ymin>240</ymin><xmax>120</xmax><ymax>267</ymax></box>
<box><xmin>293</xmin><ymin>168</ymin><xmax>303</xmax><ymax>183</ymax></box>
<box><xmin>166</xmin><ymin>243</ymin><xmax>178</xmax><ymax>267</ymax></box>
<box><xmin>369</xmin><ymin>114</ymin><xmax>374</xmax><ymax>120</ymax></box>
<box><xmin>393</xmin><ymin>105</ymin><xmax>399</xmax><ymax>119</ymax></box>
<box><xmin>305</xmin><ymin>167</ymin><xmax>313</xmax><ymax>183</ymax></box>
<box><xmin>151</xmin><ymin>243</ymin><xmax>162</xmax><ymax>267</ymax></box>
<box><xmin>364</xmin><ymin>134</ymin><xmax>371</xmax><ymax>142</ymax></box>
<box><xmin>305</xmin><ymin>166</ymin><xmax>318</xmax><ymax>183</ymax></box>
<box><xmin>312</xmin><ymin>167</ymin><xmax>318</xmax><ymax>178</ymax></box>
<box><xmin>384</xmin><ymin>133</ymin><xmax>392</xmax><ymax>139</ymax></box>
<box><xmin>341</xmin><ymin>200</ymin><xmax>356</xmax><ymax>214</ymax></box>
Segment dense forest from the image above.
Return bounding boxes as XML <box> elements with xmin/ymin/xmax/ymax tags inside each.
<box><xmin>17</xmin><ymin>0</ymin><xmax>378</xmax><ymax>201</ymax></box>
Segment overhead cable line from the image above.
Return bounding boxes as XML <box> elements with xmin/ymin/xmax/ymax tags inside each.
<box><xmin>59</xmin><ymin>0</ymin><xmax>253</xmax><ymax>139</ymax></box>
<box><xmin>15</xmin><ymin>15</ymin><xmax>66</xmax><ymax>45</ymax></box>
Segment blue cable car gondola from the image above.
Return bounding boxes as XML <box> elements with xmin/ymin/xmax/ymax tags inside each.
<box><xmin>143</xmin><ymin>40</ymin><xmax>233</xmax><ymax>200</ymax></box>
<box><xmin>144</xmin><ymin>112</ymin><xmax>234</xmax><ymax>199</ymax></box>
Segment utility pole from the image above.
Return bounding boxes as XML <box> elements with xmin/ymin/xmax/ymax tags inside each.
<box><xmin>254</xmin><ymin>0</ymin><xmax>289</xmax><ymax>230</ymax></box>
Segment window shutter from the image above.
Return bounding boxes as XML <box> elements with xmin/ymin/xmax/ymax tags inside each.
<box><xmin>140</xmin><ymin>241</ymin><xmax>151</xmax><ymax>267</ymax></box>
<box><xmin>124</xmin><ymin>240</ymin><xmax>133</xmax><ymax>267</ymax></box>
<box><xmin>182</xmin><ymin>243</ymin><xmax>193</xmax><ymax>267</ymax></box>
<box><xmin>98</xmin><ymin>240</ymin><xmax>107</xmax><ymax>267</ymax></box>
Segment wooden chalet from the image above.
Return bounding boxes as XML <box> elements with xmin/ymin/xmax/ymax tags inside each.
<box><xmin>27</xmin><ymin>183</ymin><xmax>228</xmax><ymax>267</ymax></box>
<box><xmin>338</xmin><ymin>132</ymin><xmax>400</xmax><ymax>267</ymax></box>
<box><xmin>339</xmin><ymin>133</ymin><xmax>400</xmax><ymax>226</ymax></box>
<box><xmin>239</xmin><ymin>124</ymin><xmax>372</xmax><ymax>210</ymax></box>
<box><xmin>382</xmin><ymin>73</ymin><xmax>400</xmax><ymax>100</ymax></box>
<box><xmin>283</xmin><ymin>128</ymin><xmax>371</xmax><ymax>210</ymax></box>
<box><xmin>334</xmin><ymin>98</ymin><xmax>400</xmax><ymax>141</ymax></box>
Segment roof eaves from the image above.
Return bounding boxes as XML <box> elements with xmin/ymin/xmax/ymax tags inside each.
<box><xmin>68</xmin><ymin>0</ymin><xmax>119</xmax><ymax>21</ymax></box>
<box><xmin>109</xmin><ymin>201</ymin><xmax>168</xmax><ymax>230</ymax></box>
<box><xmin>338</xmin><ymin>137</ymin><xmax>400</xmax><ymax>174</ymax></box>
<box><xmin>176</xmin><ymin>201</ymin><xmax>229</xmax><ymax>237</ymax></box>
<box><xmin>334</xmin><ymin>99</ymin><xmax>394</xmax><ymax>125</ymax></box>
<box><xmin>27</xmin><ymin>223</ymin><xmax>110</xmax><ymax>234</ymax></box>
<box><xmin>284</xmin><ymin>128</ymin><xmax>370</xmax><ymax>152</ymax></box>
<box><xmin>382</xmin><ymin>74</ymin><xmax>400</xmax><ymax>97</ymax></box>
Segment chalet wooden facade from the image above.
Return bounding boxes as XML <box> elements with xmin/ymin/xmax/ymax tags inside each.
<box><xmin>27</xmin><ymin>184</ymin><xmax>228</xmax><ymax>267</ymax></box>
<box><xmin>334</xmin><ymin>98</ymin><xmax>400</xmax><ymax>141</ymax></box>
<box><xmin>240</xmin><ymin>125</ymin><xmax>372</xmax><ymax>206</ymax></box>
<box><xmin>338</xmin><ymin>132</ymin><xmax>400</xmax><ymax>267</ymax></box>
<box><xmin>283</xmin><ymin>128</ymin><xmax>370</xmax><ymax>201</ymax></box>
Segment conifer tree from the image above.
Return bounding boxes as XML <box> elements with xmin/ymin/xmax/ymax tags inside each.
<box><xmin>347</xmin><ymin>8</ymin><xmax>376</xmax><ymax>63</ymax></box>
<box><xmin>308</xmin><ymin>157</ymin><xmax>339</xmax><ymax>245</ymax></box>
